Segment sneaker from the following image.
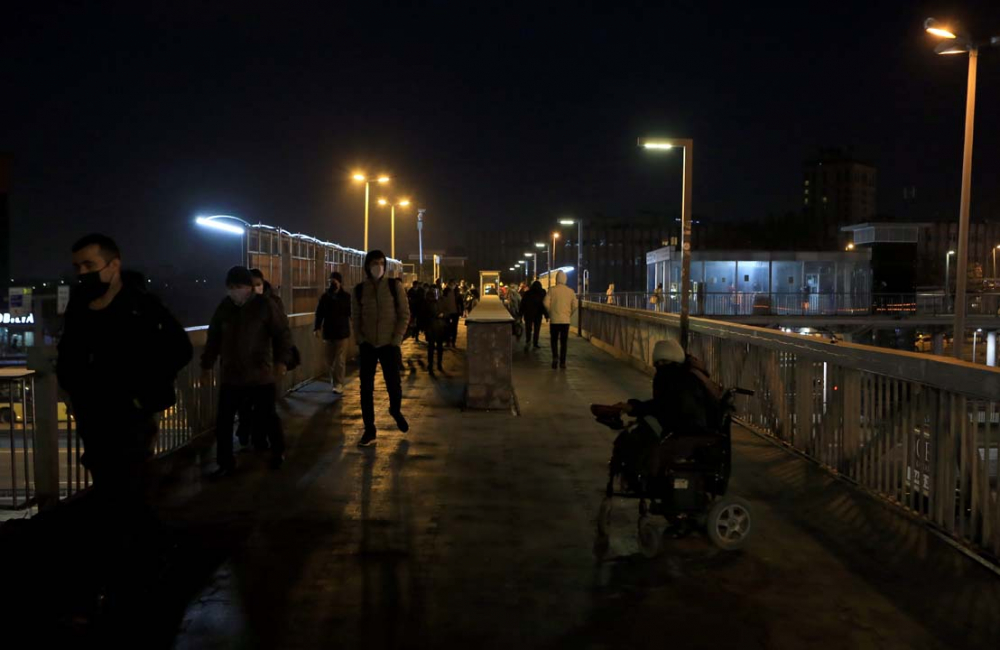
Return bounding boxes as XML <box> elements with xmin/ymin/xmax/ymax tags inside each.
<box><xmin>269</xmin><ymin>454</ymin><xmax>285</xmax><ymax>470</ymax></box>
<box><xmin>357</xmin><ymin>430</ymin><xmax>377</xmax><ymax>447</ymax></box>
<box><xmin>332</xmin><ymin>385</ymin><xmax>343</xmax><ymax>395</ymax></box>
<box><xmin>390</xmin><ymin>409</ymin><xmax>410</xmax><ymax>433</ymax></box>
<box><xmin>209</xmin><ymin>464</ymin><xmax>236</xmax><ymax>480</ymax></box>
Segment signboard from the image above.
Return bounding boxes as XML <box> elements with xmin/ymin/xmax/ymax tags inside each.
<box><xmin>8</xmin><ymin>287</ymin><xmax>32</xmax><ymax>317</ymax></box>
<box><xmin>57</xmin><ymin>285</ymin><xmax>71</xmax><ymax>315</ymax></box>
<box><xmin>1</xmin><ymin>313</ymin><xmax>35</xmax><ymax>325</ymax></box>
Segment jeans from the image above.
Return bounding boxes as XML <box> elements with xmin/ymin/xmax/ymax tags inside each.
<box><xmin>217</xmin><ymin>384</ymin><xmax>284</xmax><ymax>466</ymax></box>
<box><xmin>524</xmin><ymin>315</ymin><xmax>543</xmax><ymax>347</ymax></box>
<box><xmin>550</xmin><ymin>324</ymin><xmax>570</xmax><ymax>364</ymax></box>
<box><xmin>359</xmin><ymin>343</ymin><xmax>403</xmax><ymax>432</ymax></box>
<box><xmin>427</xmin><ymin>334</ymin><xmax>445</xmax><ymax>367</ymax></box>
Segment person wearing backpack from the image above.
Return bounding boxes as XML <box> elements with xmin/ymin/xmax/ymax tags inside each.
<box><xmin>351</xmin><ymin>250</ymin><xmax>410</xmax><ymax>447</ymax></box>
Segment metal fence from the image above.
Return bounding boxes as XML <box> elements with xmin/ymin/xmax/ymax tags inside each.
<box><xmin>587</xmin><ymin>291</ymin><xmax>1000</xmax><ymax>318</ymax></box>
<box><xmin>4</xmin><ymin>313</ymin><xmax>329</xmax><ymax>510</ymax></box>
<box><xmin>579</xmin><ymin>300</ymin><xmax>1000</xmax><ymax>560</ymax></box>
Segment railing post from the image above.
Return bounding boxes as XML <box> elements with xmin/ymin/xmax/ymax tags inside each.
<box><xmin>27</xmin><ymin>346</ymin><xmax>60</xmax><ymax>510</ymax></box>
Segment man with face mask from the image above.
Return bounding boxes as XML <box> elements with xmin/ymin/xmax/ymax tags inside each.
<box><xmin>57</xmin><ymin>233</ymin><xmax>192</xmax><ymax>611</ymax></box>
<box><xmin>314</xmin><ymin>271</ymin><xmax>352</xmax><ymax>394</ymax></box>
<box><xmin>351</xmin><ymin>250</ymin><xmax>410</xmax><ymax>447</ymax></box>
<box><xmin>201</xmin><ymin>266</ymin><xmax>293</xmax><ymax>475</ymax></box>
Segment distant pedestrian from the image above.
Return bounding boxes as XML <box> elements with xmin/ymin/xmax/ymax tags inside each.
<box><xmin>58</xmin><ymin>233</ymin><xmax>192</xmax><ymax>613</ymax></box>
<box><xmin>407</xmin><ymin>280</ymin><xmax>424</xmax><ymax>342</ymax></box>
<box><xmin>420</xmin><ymin>284</ymin><xmax>447</xmax><ymax>373</ymax></box>
<box><xmin>606</xmin><ymin>282</ymin><xmax>615</xmax><ymax>305</ymax></box>
<box><xmin>443</xmin><ymin>280</ymin><xmax>460</xmax><ymax>346</ymax></box>
<box><xmin>202</xmin><ymin>266</ymin><xmax>292</xmax><ymax>475</ymax></box>
<box><xmin>250</xmin><ymin>268</ymin><xmax>286</xmax><ymax>314</ymax></box>
<box><xmin>352</xmin><ymin>250</ymin><xmax>410</xmax><ymax>447</ymax></box>
<box><xmin>544</xmin><ymin>270</ymin><xmax>578</xmax><ymax>369</ymax></box>
<box><xmin>314</xmin><ymin>271</ymin><xmax>352</xmax><ymax>394</ymax></box>
<box><xmin>652</xmin><ymin>283</ymin><xmax>664</xmax><ymax>312</ymax></box>
<box><xmin>520</xmin><ymin>280</ymin><xmax>548</xmax><ymax>352</ymax></box>
<box><xmin>242</xmin><ymin>268</ymin><xmax>290</xmax><ymax>450</ymax></box>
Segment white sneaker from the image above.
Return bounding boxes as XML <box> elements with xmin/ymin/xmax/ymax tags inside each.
<box><xmin>332</xmin><ymin>385</ymin><xmax>344</xmax><ymax>394</ymax></box>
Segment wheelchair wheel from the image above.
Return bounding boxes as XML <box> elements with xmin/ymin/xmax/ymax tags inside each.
<box><xmin>706</xmin><ymin>496</ymin><xmax>752</xmax><ymax>551</ymax></box>
<box><xmin>596</xmin><ymin>497</ymin><xmax>613</xmax><ymax>536</ymax></box>
<box><xmin>637</xmin><ymin>515</ymin><xmax>661</xmax><ymax>558</ymax></box>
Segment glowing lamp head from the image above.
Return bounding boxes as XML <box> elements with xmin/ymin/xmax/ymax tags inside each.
<box><xmin>948</xmin><ymin>250</ymin><xmax>956</xmax><ymax>256</ymax></box>
<box><xmin>642</xmin><ymin>143</ymin><xmax>674</xmax><ymax>150</ymax></box>
<box><xmin>553</xmin><ymin>232</ymin><xmax>560</xmax><ymax>239</ymax></box>
<box><xmin>400</xmin><ymin>200</ymin><xmax>411</xmax><ymax>207</ymax></box>
<box><xmin>524</xmin><ymin>252</ymin><xmax>532</xmax><ymax>258</ymax></box>
<box><xmin>378</xmin><ymin>198</ymin><xmax>388</xmax><ymax>206</ymax></box>
<box><xmin>559</xmin><ymin>219</ymin><xmax>575</xmax><ymax>225</ymax></box>
<box><xmin>377</xmin><ymin>176</ymin><xmax>390</xmax><ymax>183</ymax></box>
<box><xmin>924</xmin><ymin>18</ymin><xmax>957</xmax><ymax>39</ymax></box>
<box><xmin>353</xmin><ymin>173</ymin><xmax>366</xmax><ymax>181</ymax></box>
<box><xmin>535</xmin><ymin>243</ymin><xmax>545</xmax><ymax>249</ymax></box>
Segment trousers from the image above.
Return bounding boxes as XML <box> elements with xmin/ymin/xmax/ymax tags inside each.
<box><xmin>325</xmin><ymin>337</ymin><xmax>350</xmax><ymax>388</ymax></box>
<box><xmin>550</xmin><ymin>324</ymin><xmax>570</xmax><ymax>364</ymax></box>
<box><xmin>524</xmin><ymin>315</ymin><xmax>543</xmax><ymax>347</ymax></box>
<box><xmin>217</xmin><ymin>384</ymin><xmax>284</xmax><ymax>466</ymax></box>
<box><xmin>359</xmin><ymin>343</ymin><xmax>403</xmax><ymax>432</ymax></box>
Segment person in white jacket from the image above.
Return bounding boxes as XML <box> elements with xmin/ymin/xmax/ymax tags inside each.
<box><xmin>543</xmin><ymin>270</ymin><xmax>578</xmax><ymax>369</ymax></box>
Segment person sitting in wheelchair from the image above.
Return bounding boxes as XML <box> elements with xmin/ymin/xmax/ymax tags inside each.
<box><xmin>613</xmin><ymin>339</ymin><xmax>727</xmax><ymax>482</ymax></box>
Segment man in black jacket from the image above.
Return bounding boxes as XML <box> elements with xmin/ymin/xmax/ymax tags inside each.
<box><xmin>519</xmin><ymin>281</ymin><xmax>548</xmax><ymax>352</ymax></box>
<box><xmin>314</xmin><ymin>271</ymin><xmax>352</xmax><ymax>394</ymax></box>
<box><xmin>57</xmin><ymin>233</ymin><xmax>192</xmax><ymax>614</ymax></box>
<box><xmin>201</xmin><ymin>266</ymin><xmax>292</xmax><ymax>475</ymax></box>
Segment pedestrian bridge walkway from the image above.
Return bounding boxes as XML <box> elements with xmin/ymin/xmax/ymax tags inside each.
<box><xmin>3</xmin><ymin>316</ymin><xmax>1000</xmax><ymax>648</ymax></box>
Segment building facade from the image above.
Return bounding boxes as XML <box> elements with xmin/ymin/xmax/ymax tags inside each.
<box><xmin>803</xmin><ymin>149</ymin><xmax>877</xmax><ymax>250</ymax></box>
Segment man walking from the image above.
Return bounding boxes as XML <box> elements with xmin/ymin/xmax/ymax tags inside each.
<box><xmin>519</xmin><ymin>280</ymin><xmax>547</xmax><ymax>352</ymax></box>
<box><xmin>543</xmin><ymin>270</ymin><xmax>578</xmax><ymax>369</ymax></box>
<box><xmin>57</xmin><ymin>233</ymin><xmax>192</xmax><ymax>612</ymax></box>
<box><xmin>315</xmin><ymin>271</ymin><xmax>352</xmax><ymax>394</ymax></box>
<box><xmin>352</xmin><ymin>250</ymin><xmax>410</xmax><ymax>447</ymax></box>
<box><xmin>201</xmin><ymin>266</ymin><xmax>292</xmax><ymax>475</ymax></box>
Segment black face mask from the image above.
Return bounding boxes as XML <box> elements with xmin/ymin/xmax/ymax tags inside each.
<box><xmin>76</xmin><ymin>267</ymin><xmax>111</xmax><ymax>302</ymax></box>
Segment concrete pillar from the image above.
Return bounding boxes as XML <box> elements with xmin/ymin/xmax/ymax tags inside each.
<box><xmin>933</xmin><ymin>332</ymin><xmax>945</xmax><ymax>356</ymax></box>
<box><xmin>26</xmin><ymin>346</ymin><xmax>60</xmax><ymax>510</ymax></box>
<box><xmin>465</xmin><ymin>296</ymin><xmax>514</xmax><ymax>410</ymax></box>
<box><xmin>988</xmin><ymin>331</ymin><xmax>997</xmax><ymax>367</ymax></box>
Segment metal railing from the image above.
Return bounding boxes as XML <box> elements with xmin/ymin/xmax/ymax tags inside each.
<box><xmin>586</xmin><ymin>292</ymin><xmax>1000</xmax><ymax>318</ymax></box>
<box><xmin>7</xmin><ymin>313</ymin><xmax>329</xmax><ymax>510</ymax></box>
<box><xmin>579</xmin><ymin>301</ymin><xmax>1000</xmax><ymax>561</ymax></box>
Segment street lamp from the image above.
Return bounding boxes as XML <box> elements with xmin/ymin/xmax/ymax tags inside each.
<box><xmin>524</xmin><ymin>252</ymin><xmax>537</xmax><ymax>279</ymax></box>
<box><xmin>945</xmin><ymin>249</ymin><xmax>956</xmax><ymax>312</ymax></box>
<box><xmin>846</xmin><ymin>243</ymin><xmax>855</xmax><ymax>251</ymax></box>
<box><xmin>925</xmin><ymin>18</ymin><xmax>999</xmax><ymax>358</ymax></box>
<box><xmin>558</xmin><ymin>218</ymin><xmax>584</xmax><ymax>295</ymax></box>
<box><xmin>352</xmin><ymin>172</ymin><xmax>391</xmax><ymax>251</ymax></box>
<box><xmin>974</xmin><ymin>328</ymin><xmax>983</xmax><ymax>362</ymax></box>
<box><xmin>550</xmin><ymin>232</ymin><xmax>560</xmax><ymax>286</ymax></box>
<box><xmin>195</xmin><ymin>215</ymin><xmax>251</xmax><ymax>266</ymax></box>
<box><xmin>639</xmin><ymin>136</ymin><xmax>694</xmax><ymax>349</ymax></box>
<box><xmin>992</xmin><ymin>244</ymin><xmax>1000</xmax><ymax>279</ymax></box>
<box><xmin>377</xmin><ymin>198</ymin><xmax>411</xmax><ymax>260</ymax></box>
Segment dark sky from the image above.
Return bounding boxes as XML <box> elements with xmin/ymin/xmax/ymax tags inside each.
<box><xmin>3</xmin><ymin>1</ymin><xmax>1000</xmax><ymax>280</ymax></box>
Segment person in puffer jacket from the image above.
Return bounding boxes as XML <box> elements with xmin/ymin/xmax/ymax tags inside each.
<box><xmin>351</xmin><ymin>250</ymin><xmax>410</xmax><ymax>447</ymax></box>
<box><xmin>542</xmin><ymin>270</ymin><xmax>577</xmax><ymax>369</ymax></box>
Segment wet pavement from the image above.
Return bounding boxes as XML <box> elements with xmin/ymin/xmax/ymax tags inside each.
<box><xmin>4</xmin><ymin>328</ymin><xmax>999</xmax><ymax>649</ymax></box>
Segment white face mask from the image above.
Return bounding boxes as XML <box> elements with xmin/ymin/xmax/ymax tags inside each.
<box><xmin>370</xmin><ymin>263</ymin><xmax>385</xmax><ymax>280</ymax></box>
<box><xmin>254</xmin><ymin>285</ymin><xmax>264</xmax><ymax>295</ymax></box>
<box><xmin>228</xmin><ymin>287</ymin><xmax>253</xmax><ymax>306</ymax></box>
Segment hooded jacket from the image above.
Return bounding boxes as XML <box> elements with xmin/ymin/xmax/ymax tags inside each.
<box><xmin>315</xmin><ymin>284</ymin><xmax>352</xmax><ymax>340</ymax></box>
<box><xmin>543</xmin><ymin>270</ymin><xmax>577</xmax><ymax>325</ymax></box>
<box><xmin>351</xmin><ymin>250</ymin><xmax>410</xmax><ymax>348</ymax></box>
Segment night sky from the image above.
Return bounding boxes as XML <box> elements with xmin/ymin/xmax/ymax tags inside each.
<box><xmin>4</xmin><ymin>1</ymin><xmax>1000</xmax><ymax>282</ymax></box>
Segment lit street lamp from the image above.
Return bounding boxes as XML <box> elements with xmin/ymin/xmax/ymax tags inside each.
<box><xmin>559</xmin><ymin>218</ymin><xmax>584</xmax><ymax>295</ymax></box>
<box><xmin>524</xmin><ymin>252</ymin><xmax>537</xmax><ymax>279</ymax></box>
<box><xmin>639</xmin><ymin>136</ymin><xmax>694</xmax><ymax>349</ymax></box>
<box><xmin>974</xmin><ymin>328</ymin><xmax>983</xmax><ymax>362</ymax></box>
<box><xmin>352</xmin><ymin>173</ymin><xmax>390</xmax><ymax>251</ymax></box>
<box><xmin>377</xmin><ymin>198</ymin><xmax>411</xmax><ymax>260</ymax></box>
<box><xmin>992</xmin><ymin>244</ymin><xmax>999</xmax><ymax>278</ymax></box>
<box><xmin>924</xmin><ymin>17</ymin><xmax>999</xmax><ymax>358</ymax></box>
<box><xmin>550</xmin><ymin>232</ymin><xmax>560</xmax><ymax>288</ymax></box>
<box><xmin>195</xmin><ymin>215</ymin><xmax>251</xmax><ymax>266</ymax></box>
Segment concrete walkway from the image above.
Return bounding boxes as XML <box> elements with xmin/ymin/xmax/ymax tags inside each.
<box><xmin>5</xmin><ymin>328</ymin><xmax>1000</xmax><ymax>649</ymax></box>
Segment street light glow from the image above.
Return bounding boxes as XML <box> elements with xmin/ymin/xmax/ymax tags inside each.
<box><xmin>377</xmin><ymin>176</ymin><xmax>390</xmax><ymax>183</ymax></box>
<box><xmin>553</xmin><ymin>232</ymin><xmax>560</xmax><ymax>239</ymax></box>
<box><xmin>195</xmin><ymin>216</ymin><xmax>244</xmax><ymax>235</ymax></box>
<box><xmin>948</xmin><ymin>250</ymin><xmax>956</xmax><ymax>255</ymax></box>
<box><xmin>559</xmin><ymin>219</ymin><xmax>575</xmax><ymax>225</ymax></box>
<box><xmin>378</xmin><ymin>198</ymin><xmax>388</xmax><ymax>205</ymax></box>
<box><xmin>400</xmin><ymin>199</ymin><xmax>411</xmax><ymax>207</ymax></box>
<box><xmin>353</xmin><ymin>173</ymin><xmax>366</xmax><ymax>181</ymax></box>
<box><xmin>535</xmin><ymin>243</ymin><xmax>545</xmax><ymax>248</ymax></box>
<box><xmin>642</xmin><ymin>143</ymin><xmax>674</xmax><ymax>150</ymax></box>
<box><xmin>524</xmin><ymin>252</ymin><xmax>533</xmax><ymax>257</ymax></box>
<box><xmin>936</xmin><ymin>42</ymin><xmax>969</xmax><ymax>55</ymax></box>
<box><xmin>925</xmin><ymin>18</ymin><xmax>957</xmax><ymax>39</ymax></box>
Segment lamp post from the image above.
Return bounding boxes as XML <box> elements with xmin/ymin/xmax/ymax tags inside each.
<box><xmin>945</xmin><ymin>249</ymin><xmax>956</xmax><ymax>312</ymax></box>
<box><xmin>924</xmin><ymin>18</ymin><xmax>999</xmax><ymax>358</ymax></box>
<box><xmin>551</xmin><ymin>231</ymin><xmax>560</xmax><ymax>270</ymax></box>
<box><xmin>377</xmin><ymin>198</ymin><xmax>411</xmax><ymax>260</ymax></box>
<box><xmin>195</xmin><ymin>215</ymin><xmax>251</xmax><ymax>266</ymax></box>
<box><xmin>559</xmin><ymin>218</ymin><xmax>584</xmax><ymax>295</ymax></box>
<box><xmin>534</xmin><ymin>242</ymin><xmax>550</xmax><ymax>285</ymax></box>
<box><xmin>417</xmin><ymin>209</ymin><xmax>427</xmax><ymax>277</ymax></box>
<box><xmin>639</xmin><ymin>136</ymin><xmax>694</xmax><ymax>349</ymax></box>
<box><xmin>352</xmin><ymin>173</ymin><xmax>390</xmax><ymax>251</ymax></box>
<box><xmin>993</xmin><ymin>244</ymin><xmax>999</xmax><ymax>279</ymax></box>
<box><xmin>524</xmin><ymin>252</ymin><xmax>537</xmax><ymax>279</ymax></box>
<box><xmin>974</xmin><ymin>328</ymin><xmax>983</xmax><ymax>362</ymax></box>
